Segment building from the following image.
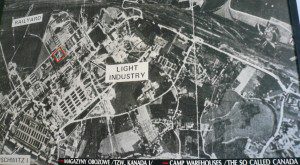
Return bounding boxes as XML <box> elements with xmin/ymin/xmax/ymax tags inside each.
<box><xmin>57</xmin><ymin>85</ymin><xmax>89</xmax><ymax>118</ymax></box>
<box><xmin>136</xmin><ymin>106</ymin><xmax>158</xmax><ymax>143</ymax></box>
<box><xmin>13</xmin><ymin>115</ymin><xmax>50</xmax><ymax>152</ymax></box>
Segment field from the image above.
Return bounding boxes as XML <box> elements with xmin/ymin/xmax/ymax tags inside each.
<box><xmin>111</xmin><ymin>82</ymin><xmax>143</xmax><ymax>114</ymax></box>
<box><xmin>231</xmin><ymin>0</ymin><xmax>290</xmax><ymax>23</ymax></box>
<box><xmin>223</xmin><ymin>100</ymin><xmax>275</xmax><ymax>142</ymax></box>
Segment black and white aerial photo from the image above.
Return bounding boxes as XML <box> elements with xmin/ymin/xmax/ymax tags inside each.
<box><xmin>0</xmin><ymin>0</ymin><xmax>299</xmax><ymax>164</ymax></box>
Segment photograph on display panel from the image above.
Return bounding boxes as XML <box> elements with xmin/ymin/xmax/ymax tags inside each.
<box><xmin>0</xmin><ymin>0</ymin><xmax>299</xmax><ymax>164</ymax></box>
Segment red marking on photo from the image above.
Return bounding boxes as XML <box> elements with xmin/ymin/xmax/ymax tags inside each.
<box><xmin>51</xmin><ymin>47</ymin><xmax>67</xmax><ymax>63</ymax></box>
<box><xmin>58</xmin><ymin>159</ymin><xmax>64</xmax><ymax>164</ymax></box>
<box><xmin>162</xmin><ymin>161</ymin><xmax>169</xmax><ymax>165</ymax></box>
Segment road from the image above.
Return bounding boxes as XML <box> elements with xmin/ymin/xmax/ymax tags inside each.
<box><xmin>5</xmin><ymin>0</ymin><xmax>297</xmax><ymax>77</ymax></box>
<box><xmin>2</xmin><ymin>0</ymin><xmax>299</xmax><ymax>159</ymax></box>
<box><xmin>258</xmin><ymin>95</ymin><xmax>286</xmax><ymax>158</ymax></box>
<box><xmin>151</xmin><ymin>3</ymin><xmax>299</xmax><ymax>159</ymax></box>
<box><xmin>127</xmin><ymin>2</ymin><xmax>298</xmax><ymax>79</ymax></box>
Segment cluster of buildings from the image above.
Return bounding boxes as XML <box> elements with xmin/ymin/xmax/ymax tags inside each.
<box><xmin>2</xmin><ymin>0</ymin><xmax>298</xmax><ymax>161</ymax></box>
<box><xmin>0</xmin><ymin>7</ymin><xmax>118</xmax><ymax>163</ymax></box>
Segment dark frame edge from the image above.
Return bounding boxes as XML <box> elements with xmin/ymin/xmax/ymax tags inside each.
<box><xmin>288</xmin><ymin>0</ymin><xmax>300</xmax><ymax>78</ymax></box>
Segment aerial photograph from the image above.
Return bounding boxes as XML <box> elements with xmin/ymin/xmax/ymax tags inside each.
<box><xmin>0</xmin><ymin>0</ymin><xmax>299</xmax><ymax>164</ymax></box>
